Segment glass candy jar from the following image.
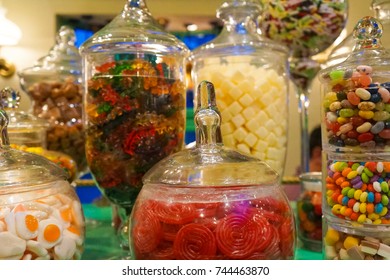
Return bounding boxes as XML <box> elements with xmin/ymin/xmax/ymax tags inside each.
<box><xmin>79</xmin><ymin>0</ymin><xmax>189</xmax><ymax>215</ymax></box>
<box><xmin>18</xmin><ymin>26</ymin><xmax>86</xmax><ymax>174</ymax></box>
<box><xmin>0</xmin><ymin>102</ymin><xmax>85</xmax><ymax>260</ymax></box>
<box><xmin>319</xmin><ymin>17</ymin><xmax>390</xmax><ymax>154</ymax></box>
<box><xmin>297</xmin><ymin>172</ymin><xmax>322</xmax><ymax>252</ymax></box>
<box><xmin>128</xmin><ymin>81</ymin><xmax>295</xmax><ymax>260</ymax></box>
<box><xmin>0</xmin><ymin>87</ymin><xmax>77</xmax><ymax>182</ymax></box>
<box><xmin>190</xmin><ymin>0</ymin><xmax>289</xmax><ymax>176</ymax></box>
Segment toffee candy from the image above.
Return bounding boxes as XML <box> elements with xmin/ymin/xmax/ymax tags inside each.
<box><xmin>322</xmin><ymin>65</ymin><xmax>390</xmax><ymax>152</ymax></box>
<box><xmin>324</xmin><ymin>223</ymin><xmax>390</xmax><ymax>260</ymax></box>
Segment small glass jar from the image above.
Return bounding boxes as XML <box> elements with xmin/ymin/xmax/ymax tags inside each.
<box><xmin>319</xmin><ymin>17</ymin><xmax>390</xmax><ymax>154</ymax></box>
<box><xmin>0</xmin><ymin>102</ymin><xmax>85</xmax><ymax>260</ymax></box>
<box><xmin>190</xmin><ymin>0</ymin><xmax>289</xmax><ymax>176</ymax></box>
<box><xmin>323</xmin><ymin>215</ymin><xmax>390</xmax><ymax>260</ymax></box>
<box><xmin>323</xmin><ymin>152</ymin><xmax>390</xmax><ymax>224</ymax></box>
<box><xmin>128</xmin><ymin>81</ymin><xmax>295</xmax><ymax>260</ymax></box>
<box><xmin>0</xmin><ymin>87</ymin><xmax>77</xmax><ymax>182</ymax></box>
<box><xmin>18</xmin><ymin>25</ymin><xmax>86</xmax><ymax>174</ymax></box>
<box><xmin>297</xmin><ymin>172</ymin><xmax>322</xmax><ymax>252</ymax></box>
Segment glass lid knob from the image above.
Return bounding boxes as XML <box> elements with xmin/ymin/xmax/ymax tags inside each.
<box><xmin>353</xmin><ymin>16</ymin><xmax>383</xmax><ymax>50</ymax></box>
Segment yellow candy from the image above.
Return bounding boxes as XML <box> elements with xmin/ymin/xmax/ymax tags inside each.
<box><xmin>368</xmin><ymin>213</ymin><xmax>380</xmax><ymax>220</ymax></box>
<box><xmin>358</xmin><ymin>110</ymin><xmax>374</xmax><ymax>119</ymax></box>
<box><xmin>354</xmin><ymin>189</ymin><xmax>362</xmax><ymax>200</ymax></box>
<box><xmin>332</xmin><ymin>204</ymin><xmax>342</xmax><ymax>215</ymax></box>
<box><xmin>373</xmin><ymin>219</ymin><xmax>382</xmax><ymax>225</ymax></box>
<box><xmin>360</xmin><ymin>192</ymin><xmax>368</xmax><ymax>203</ymax></box>
<box><xmin>359</xmin><ymin>202</ymin><xmax>367</xmax><ymax>214</ymax></box>
<box><xmin>347</xmin><ymin>171</ymin><xmax>358</xmax><ymax>180</ymax></box>
<box><xmin>357</xmin><ymin>214</ymin><xmax>367</xmax><ymax>224</ymax></box>
<box><xmin>343</xmin><ymin>236</ymin><xmax>360</xmax><ymax>250</ymax></box>
<box><xmin>380</xmin><ymin>207</ymin><xmax>388</xmax><ymax>217</ymax></box>
<box><xmin>324</xmin><ymin>228</ymin><xmax>340</xmax><ymax>246</ymax></box>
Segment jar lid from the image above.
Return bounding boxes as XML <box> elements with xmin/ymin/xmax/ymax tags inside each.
<box><xmin>299</xmin><ymin>172</ymin><xmax>322</xmax><ymax>192</ymax></box>
<box><xmin>319</xmin><ymin>16</ymin><xmax>390</xmax><ymax>81</ymax></box>
<box><xmin>143</xmin><ymin>81</ymin><xmax>279</xmax><ymax>186</ymax></box>
<box><xmin>18</xmin><ymin>26</ymin><xmax>81</xmax><ymax>80</ymax></box>
<box><xmin>0</xmin><ymin>95</ymin><xmax>68</xmax><ymax>190</ymax></box>
<box><xmin>191</xmin><ymin>0</ymin><xmax>288</xmax><ymax>60</ymax></box>
<box><xmin>0</xmin><ymin>87</ymin><xmax>49</xmax><ymax>131</ymax></box>
<box><xmin>79</xmin><ymin>0</ymin><xmax>189</xmax><ymax>57</ymax></box>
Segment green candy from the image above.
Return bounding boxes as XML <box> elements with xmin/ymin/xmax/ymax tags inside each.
<box><xmin>339</xmin><ymin>108</ymin><xmax>354</xmax><ymax>118</ymax></box>
<box><xmin>329</xmin><ymin>70</ymin><xmax>345</xmax><ymax>81</ymax></box>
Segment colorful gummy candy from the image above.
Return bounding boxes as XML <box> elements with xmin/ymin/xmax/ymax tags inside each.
<box><xmin>297</xmin><ymin>190</ymin><xmax>322</xmax><ymax>249</ymax></box>
<box><xmin>85</xmin><ymin>56</ymin><xmax>186</xmax><ymax>210</ymax></box>
<box><xmin>325</xmin><ymin>160</ymin><xmax>390</xmax><ymax>224</ymax></box>
<box><xmin>322</xmin><ymin>65</ymin><xmax>390</xmax><ymax>151</ymax></box>
<box><xmin>130</xmin><ymin>195</ymin><xmax>295</xmax><ymax>260</ymax></box>
<box><xmin>260</xmin><ymin>0</ymin><xmax>347</xmax><ymax>57</ymax></box>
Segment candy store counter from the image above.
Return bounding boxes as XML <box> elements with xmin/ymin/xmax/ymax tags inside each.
<box><xmin>80</xmin><ymin>202</ymin><xmax>323</xmax><ymax>260</ymax></box>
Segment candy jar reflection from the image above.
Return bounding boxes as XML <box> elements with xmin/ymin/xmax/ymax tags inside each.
<box><xmin>129</xmin><ymin>81</ymin><xmax>295</xmax><ymax>260</ymax></box>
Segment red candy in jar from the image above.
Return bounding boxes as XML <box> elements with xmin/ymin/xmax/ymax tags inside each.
<box><xmin>128</xmin><ymin>81</ymin><xmax>296</xmax><ymax>260</ymax></box>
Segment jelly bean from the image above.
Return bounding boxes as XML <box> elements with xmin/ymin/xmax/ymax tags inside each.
<box><xmin>341</xmin><ymin>187</ymin><xmax>351</xmax><ymax>196</ymax></box>
<box><xmin>370</xmin><ymin>121</ymin><xmax>385</xmax><ymax>134</ymax></box>
<box><xmin>346</xmin><ymin>170</ymin><xmax>358</xmax><ymax>180</ymax></box>
<box><xmin>354</xmin><ymin>189</ymin><xmax>362</xmax><ymax>200</ymax></box>
<box><xmin>342</xmin><ymin>196</ymin><xmax>349</xmax><ymax>206</ymax></box>
<box><xmin>351</xmin><ymin>176</ymin><xmax>362</xmax><ymax>185</ymax></box>
<box><xmin>358</xmin><ymin>110</ymin><xmax>374</xmax><ymax>119</ymax></box>
<box><xmin>383</xmin><ymin>163</ymin><xmax>390</xmax><ymax>172</ymax></box>
<box><xmin>380</xmin><ymin>207</ymin><xmax>388</xmax><ymax>216</ymax></box>
<box><xmin>382</xmin><ymin>194</ymin><xmax>390</xmax><ymax>206</ymax></box>
<box><xmin>367</xmin><ymin>192</ymin><xmax>375</xmax><ymax>203</ymax></box>
<box><xmin>357</xmin><ymin>132</ymin><xmax>374</xmax><ymax>143</ymax></box>
<box><xmin>369</xmin><ymin>93</ymin><xmax>381</xmax><ymax>103</ymax></box>
<box><xmin>344</xmin><ymin>208</ymin><xmax>352</xmax><ymax>217</ymax></box>
<box><xmin>378</xmin><ymin>86</ymin><xmax>390</xmax><ymax>103</ymax></box>
<box><xmin>341</xmin><ymin>99</ymin><xmax>353</xmax><ymax>108</ymax></box>
<box><xmin>360</xmin><ymin>192</ymin><xmax>368</xmax><ymax>203</ymax></box>
<box><xmin>374</xmin><ymin>192</ymin><xmax>382</xmax><ymax>204</ymax></box>
<box><xmin>382</xmin><ymin>182</ymin><xmax>390</xmax><ymax>193</ymax></box>
<box><xmin>375</xmin><ymin>203</ymin><xmax>384</xmax><ymax>214</ymax></box>
<box><xmin>367</xmin><ymin>203</ymin><xmax>375</xmax><ymax>214</ymax></box>
<box><xmin>373</xmin><ymin>182</ymin><xmax>382</xmax><ymax>192</ymax></box>
<box><xmin>375</xmin><ymin>101</ymin><xmax>385</xmax><ymax>111</ymax></box>
<box><xmin>355</xmin><ymin>88</ymin><xmax>371</xmax><ymax>100</ymax></box>
<box><xmin>325</xmin><ymin>91</ymin><xmax>338</xmax><ymax>102</ymax></box>
<box><xmin>385</xmin><ymin>103</ymin><xmax>390</xmax><ymax>112</ymax></box>
<box><xmin>337</xmin><ymin>91</ymin><xmax>347</xmax><ymax>101</ymax></box>
<box><xmin>329</xmin><ymin>101</ymin><xmax>342</xmax><ymax>111</ymax></box>
<box><xmin>358</xmin><ymin>101</ymin><xmax>376</xmax><ymax>110</ymax></box>
<box><xmin>356</xmin><ymin>165</ymin><xmax>365</xmax><ymax>174</ymax></box>
<box><xmin>337</xmin><ymin>117</ymin><xmax>348</xmax><ymax>124</ymax></box>
<box><xmin>356</xmin><ymin>65</ymin><xmax>373</xmax><ymax>75</ymax></box>
<box><xmin>347</xmin><ymin>198</ymin><xmax>356</xmax><ymax>208</ymax></box>
<box><xmin>332</xmin><ymin>204</ymin><xmax>342</xmax><ymax>214</ymax></box>
<box><xmin>347</xmin><ymin>91</ymin><xmax>361</xmax><ymax>106</ymax></box>
<box><xmin>370</xmin><ymin>174</ymin><xmax>380</xmax><ymax>183</ymax></box>
<box><xmin>326</xmin><ymin>112</ymin><xmax>338</xmax><ymax>122</ymax></box>
<box><xmin>356</xmin><ymin>122</ymin><xmax>372</xmax><ymax>133</ymax></box>
<box><xmin>350</xmin><ymin>116</ymin><xmax>365</xmax><ymax>127</ymax></box>
<box><xmin>377</xmin><ymin>162</ymin><xmax>384</xmax><ymax>173</ymax></box>
<box><xmin>373</xmin><ymin>219</ymin><xmax>382</xmax><ymax>225</ymax></box>
<box><xmin>347</xmin><ymin>188</ymin><xmax>356</xmax><ymax>199</ymax></box>
<box><xmin>330</xmin><ymin>70</ymin><xmax>345</xmax><ymax>81</ymax></box>
<box><xmin>358</xmin><ymin>214</ymin><xmax>367</xmax><ymax>223</ymax></box>
<box><xmin>351</xmin><ymin>163</ymin><xmax>361</xmax><ymax>170</ymax></box>
<box><xmin>344</xmin><ymin>138</ymin><xmax>359</xmax><ymax>146</ymax></box>
<box><xmin>339</xmin><ymin>108</ymin><xmax>355</xmax><ymax>118</ymax></box>
<box><xmin>378</xmin><ymin>129</ymin><xmax>390</xmax><ymax>139</ymax></box>
<box><xmin>359</xmin><ymin>202</ymin><xmax>367</xmax><ymax>213</ymax></box>
<box><xmin>353</xmin><ymin>201</ymin><xmax>360</xmax><ymax>213</ymax></box>
<box><xmin>368</xmin><ymin>212</ymin><xmax>379</xmax><ymax>220</ymax></box>
<box><xmin>353</xmin><ymin>180</ymin><xmax>363</xmax><ymax>189</ymax></box>
<box><xmin>359</xmin><ymin>75</ymin><xmax>373</xmax><ymax>87</ymax></box>
<box><xmin>373</xmin><ymin>111</ymin><xmax>390</xmax><ymax>121</ymax></box>
<box><xmin>363</xmin><ymin>167</ymin><xmax>374</xmax><ymax>177</ymax></box>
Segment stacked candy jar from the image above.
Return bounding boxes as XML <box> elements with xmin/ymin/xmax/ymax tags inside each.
<box><xmin>79</xmin><ymin>0</ymin><xmax>189</xmax><ymax>253</ymax></box>
<box><xmin>319</xmin><ymin>17</ymin><xmax>390</xmax><ymax>260</ymax></box>
<box><xmin>18</xmin><ymin>26</ymin><xmax>86</xmax><ymax>175</ymax></box>
<box><xmin>129</xmin><ymin>81</ymin><xmax>295</xmax><ymax>260</ymax></box>
<box><xmin>190</xmin><ymin>0</ymin><xmax>289</xmax><ymax>177</ymax></box>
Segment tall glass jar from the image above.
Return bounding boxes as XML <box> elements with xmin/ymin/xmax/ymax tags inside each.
<box><xmin>18</xmin><ymin>26</ymin><xmax>86</xmax><ymax>175</ymax></box>
<box><xmin>79</xmin><ymin>0</ymin><xmax>189</xmax><ymax>249</ymax></box>
<box><xmin>190</xmin><ymin>0</ymin><xmax>289</xmax><ymax>177</ymax></box>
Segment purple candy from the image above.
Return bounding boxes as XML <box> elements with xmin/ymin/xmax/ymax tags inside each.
<box><xmin>351</xmin><ymin>176</ymin><xmax>362</xmax><ymax>185</ymax></box>
<box><xmin>370</xmin><ymin>175</ymin><xmax>380</xmax><ymax>183</ymax></box>
<box><xmin>353</xmin><ymin>181</ymin><xmax>363</xmax><ymax>189</ymax></box>
<box><xmin>328</xmin><ymin>170</ymin><xmax>334</xmax><ymax>178</ymax></box>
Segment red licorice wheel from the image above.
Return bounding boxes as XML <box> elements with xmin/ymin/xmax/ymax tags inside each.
<box><xmin>154</xmin><ymin>202</ymin><xmax>197</xmax><ymax>225</ymax></box>
<box><xmin>251</xmin><ymin>213</ymin><xmax>274</xmax><ymax>252</ymax></box>
<box><xmin>173</xmin><ymin>223</ymin><xmax>217</xmax><ymax>260</ymax></box>
<box><xmin>132</xmin><ymin>210</ymin><xmax>162</xmax><ymax>255</ymax></box>
<box><xmin>162</xmin><ymin>223</ymin><xmax>182</xmax><ymax>241</ymax></box>
<box><xmin>278</xmin><ymin>217</ymin><xmax>295</xmax><ymax>258</ymax></box>
<box><xmin>262</xmin><ymin>227</ymin><xmax>282</xmax><ymax>259</ymax></box>
<box><xmin>148</xmin><ymin>241</ymin><xmax>175</xmax><ymax>260</ymax></box>
<box><xmin>215</xmin><ymin>213</ymin><xmax>262</xmax><ymax>259</ymax></box>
